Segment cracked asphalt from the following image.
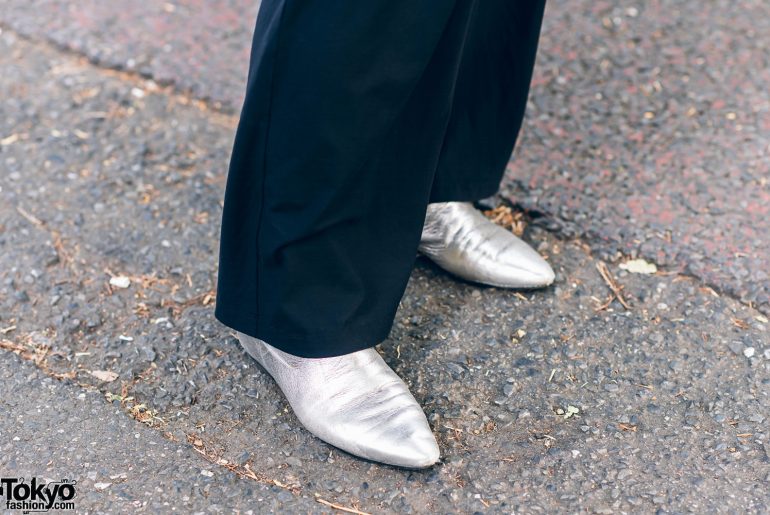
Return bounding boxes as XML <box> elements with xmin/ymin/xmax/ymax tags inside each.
<box><xmin>1</xmin><ymin>1</ymin><xmax>769</xmax><ymax>513</ymax></box>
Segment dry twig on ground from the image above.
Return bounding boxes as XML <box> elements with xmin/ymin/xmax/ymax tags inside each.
<box><xmin>595</xmin><ymin>261</ymin><xmax>631</xmax><ymax>310</ymax></box>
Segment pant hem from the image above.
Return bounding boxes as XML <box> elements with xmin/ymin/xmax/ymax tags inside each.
<box><xmin>428</xmin><ymin>176</ymin><xmax>501</xmax><ymax>204</ymax></box>
<box><xmin>214</xmin><ymin>305</ymin><xmax>392</xmax><ymax>358</ymax></box>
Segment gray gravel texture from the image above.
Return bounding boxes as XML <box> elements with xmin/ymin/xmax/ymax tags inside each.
<box><xmin>0</xmin><ymin>0</ymin><xmax>257</xmax><ymax>113</ymax></box>
<box><xmin>1</xmin><ymin>16</ymin><xmax>769</xmax><ymax>515</ymax></box>
<box><xmin>0</xmin><ymin>352</ymin><xmax>317</xmax><ymax>514</ymax></box>
<box><xmin>505</xmin><ymin>0</ymin><xmax>770</xmax><ymax>314</ymax></box>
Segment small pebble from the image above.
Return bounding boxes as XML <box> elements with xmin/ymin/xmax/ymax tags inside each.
<box><xmin>109</xmin><ymin>275</ymin><xmax>131</xmax><ymax>289</ymax></box>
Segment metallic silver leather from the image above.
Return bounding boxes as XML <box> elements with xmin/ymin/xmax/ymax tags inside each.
<box><xmin>419</xmin><ymin>201</ymin><xmax>555</xmax><ymax>288</ymax></box>
<box><xmin>236</xmin><ymin>331</ymin><xmax>440</xmax><ymax>468</ymax></box>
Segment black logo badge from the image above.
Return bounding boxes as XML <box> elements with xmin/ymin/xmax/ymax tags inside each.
<box><xmin>1</xmin><ymin>477</ymin><xmax>76</xmax><ymax>514</ymax></box>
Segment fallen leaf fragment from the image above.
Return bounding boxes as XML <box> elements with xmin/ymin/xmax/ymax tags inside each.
<box><xmin>1</xmin><ymin>133</ymin><xmax>20</xmax><ymax>145</ymax></box>
<box><xmin>564</xmin><ymin>405</ymin><xmax>580</xmax><ymax>419</ymax></box>
<box><xmin>89</xmin><ymin>370</ymin><xmax>119</xmax><ymax>382</ymax></box>
<box><xmin>619</xmin><ymin>258</ymin><xmax>658</xmax><ymax>274</ymax></box>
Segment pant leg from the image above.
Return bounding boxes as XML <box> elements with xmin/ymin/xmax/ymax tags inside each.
<box><xmin>215</xmin><ymin>0</ymin><xmax>477</xmax><ymax>357</ymax></box>
<box><xmin>428</xmin><ymin>0</ymin><xmax>547</xmax><ymax>203</ymax></box>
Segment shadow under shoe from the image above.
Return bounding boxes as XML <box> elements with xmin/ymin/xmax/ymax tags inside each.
<box><xmin>418</xmin><ymin>201</ymin><xmax>555</xmax><ymax>288</ymax></box>
<box><xmin>237</xmin><ymin>331</ymin><xmax>440</xmax><ymax>469</ymax></box>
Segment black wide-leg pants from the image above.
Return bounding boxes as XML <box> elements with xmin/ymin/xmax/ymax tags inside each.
<box><xmin>215</xmin><ymin>0</ymin><xmax>546</xmax><ymax>357</ymax></box>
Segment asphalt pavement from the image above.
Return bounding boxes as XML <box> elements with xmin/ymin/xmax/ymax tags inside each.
<box><xmin>1</xmin><ymin>2</ymin><xmax>769</xmax><ymax>513</ymax></box>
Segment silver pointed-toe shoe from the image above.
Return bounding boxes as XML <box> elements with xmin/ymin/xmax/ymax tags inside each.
<box><xmin>418</xmin><ymin>201</ymin><xmax>555</xmax><ymax>289</ymax></box>
<box><xmin>236</xmin><ymin>331</ymin><xmax>440</xmax><ymax>468</ymax></box>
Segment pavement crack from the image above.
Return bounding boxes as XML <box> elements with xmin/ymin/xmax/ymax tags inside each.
<box><xmin>495</xmin><ymin>197</ymin><xmax>770</xmax><ymax>318</ymax></box>
<box><xmin>0</xmin><ymin>22</ymin><xmax>238</xmax><ymax>125</ymax></box>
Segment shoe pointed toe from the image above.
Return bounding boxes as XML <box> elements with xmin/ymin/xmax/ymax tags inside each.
<box><xmin>355</xmin><ymin>411</ymin><xmax>440</xmax><ymax>468</ymax></box>
<box><xmin>494</xmin><ymin>245</ymin><xmax>555</xmax><ymax>288</ymax></box>
<box><xmin>399</xmin><ymin>427</ymin><xmax>441</xmax><ymax>468</ymax></box>
<box><xmin>327</xmin><ymin>385</ymin><xmax>440</xmax><ymax>468</ymax></box>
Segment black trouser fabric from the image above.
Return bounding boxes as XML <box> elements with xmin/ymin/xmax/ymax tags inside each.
<box><xmin>215</xmin><ymin>0</ymin><xmax>546</xmax><ymax>357</ymax></box>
